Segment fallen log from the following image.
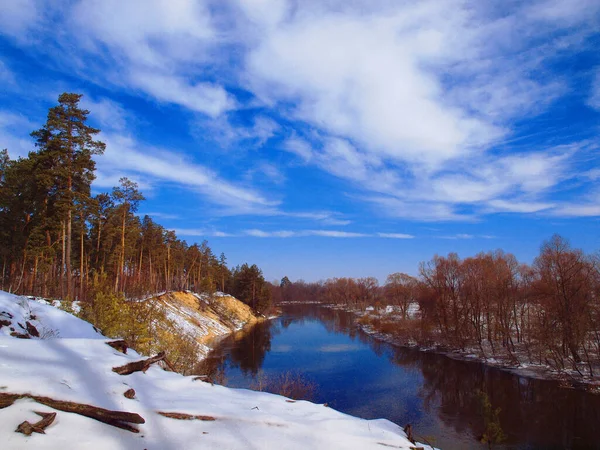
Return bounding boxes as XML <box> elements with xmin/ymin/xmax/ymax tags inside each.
<box><xmin>16</xmin><ymin>411</ymin><xmax>56</xmax><ymax>436</ymax></box>
<box><xmin>158</xmin><ymin>411</ymin><xmax>216</xmax><ymax>421</ymax></box>
<box><xmin>106</xmin><ymin>340</ymin><xmax>129</xmax><ymax>354</ymax></box>
<box><xmin>112</xmin><ymin>352</ymin><xmax>166</xmax><ymax>375</ymax></box>
<box><xmin>0</xmin><ymin>392</ymin><xmax>145</xmax><ymax>433</ymax></box>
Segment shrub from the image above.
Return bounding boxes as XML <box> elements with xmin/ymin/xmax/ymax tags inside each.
<box><xmin>251</xmin><ymin>370</ymin><xmax>317</xmax><ymax>401</ymax></box>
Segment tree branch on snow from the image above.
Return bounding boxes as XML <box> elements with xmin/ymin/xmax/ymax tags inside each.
<box><xmin>0</xmin><ymin>393</ymin><xmax>145</xmax><ymax>433</ymax></box>
<box><xmin>112</xmin><ymin>351</ymin><xmax>167</xmax><ymax>375</ymax></box>
<box><xmin>16</xmin><ymin>411</ymin><xmax>56</xmax><ymax>436</ymax></box>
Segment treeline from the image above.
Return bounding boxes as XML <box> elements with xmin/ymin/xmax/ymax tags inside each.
<box><xmin>271</xmin><ymin>236</ymin><xmax>600</xmax><ymax>376</ymax></box>
<box><xmin>0</xmin><ymin>93</ymin><xmax>271</xmax><ymax>313</ymax></box>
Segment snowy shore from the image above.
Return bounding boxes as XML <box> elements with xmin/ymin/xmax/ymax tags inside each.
<box><xmin>0</xmin><ymin>292</ymin><xmax>433</xmax><ymax>449</ymax></box>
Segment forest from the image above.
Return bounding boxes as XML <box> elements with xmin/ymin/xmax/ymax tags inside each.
<box><xmin>272</xmin><ymin>236</ymin><xmax>600</xmax><ymax>378</ymax></box>
<box><xmin>0</xmin><ymin>93</ymin><xmax>272</xmax><ymax>314</ymax></box>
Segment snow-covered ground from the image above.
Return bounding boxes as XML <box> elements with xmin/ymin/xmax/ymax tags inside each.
<box><xmin>0</xmin><ymin>291</ymin><xmax>431</xmax><ymax>449</ymax></box>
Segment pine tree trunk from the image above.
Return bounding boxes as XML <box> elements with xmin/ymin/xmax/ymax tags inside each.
<box><xmin>80</xmin><ymin>227</ymin><xmax>85</xmax><ymax>300</ymax></box>
<box><xmin>96</xmin><ymin>219</ymin><xmax>102</xmax><ymax>266</ymax></box>
<box><xmin>138</xmin><ymin>245</ymin><xmax>143</xmax><ymax>284</ymax></box>
<box><xmin>1</xmin><ymin>258</ymin><xmax>6</xmax><ymax>291</ymax></box>
<box><xmin>61</xmin><ymin>221</ymin><xmax>66</xmax><ymax>299</ymax></box>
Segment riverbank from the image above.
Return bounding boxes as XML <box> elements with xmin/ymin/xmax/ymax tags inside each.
<box><xmin>0</xmin><ymin>291</ymin><xmax>432</xmax><ymax>449</ymax></box>
<box><xmin>297</xmin><ymin>302</ymin><xmax>600</xmax><ymax>393</ymax></box>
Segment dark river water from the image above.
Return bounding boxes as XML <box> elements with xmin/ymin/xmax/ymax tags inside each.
<box><xmin>203</xmin><ymin>304</ymin><xmax>600</xmax><ymax>449</ymax></box>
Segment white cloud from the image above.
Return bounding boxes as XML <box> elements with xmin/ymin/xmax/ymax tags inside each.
<box><xmin>487</xmin><ymin>200</ymin><xmax>555</xmax><ymax>213</ymax></box>
<box><xmin>589</xmin><ymin>71</ymin><xmax>600</xmax><ymax>110</ymax></box>
<box><xmin>246</xmin><ymin>4</ymin><xmax>501</xmax><ymax>167</ymax></box>
<box><xmin>0</xmin><ymin>111</ymin><xmax>36</xmax><ymax>159</ymax></box>
<box><xmin>97</xmin><ymin>132</ymin><xmax>277</xmax><ymax>211</ymax></box>
<box><xmin>0</xmin><ymin>0</ymin><xmax>40</xmax><ymax>42</ymax></box>
<box><xmin>378</xmin><ymin>233</ymin><xmax>414</xmax><ymax>239</ymax></box>
<box><xmin>550</xmin><ymin>204</ymin><xmax>600</xmax><ymax>217</ymax></box>
<box><xmin>131</xmin><ymin>72</ymin><xmax>235</xmax><ymax>117</ymax></box>
<box><xmin>201</xmin><ymin>115</ymin><xmax>280</xmax><ymax>148</ymax></box>
<box><xmin>0</xmin><ymin>60</ymin><xmax>15</xmax><ymax>85</ymax></box>
<box><xmin>80</xmin><ymin>96</ymin><xmax>130</xmax><ymax>131</ymax></box>
<box><xmin>282</xmin><ymin>211</ymin><xmax>351</xmax><ymax>226</ymax></box>
<box><xmin>2</xmin><ymin>0</ymin><xmax>599</xmax><ymax>222</ymax></box>
<box><xmin>247</xmin><ymin>162</ymin><xmax>286</xmax><ymax>185</ymax></box>
<box><xmin>71</xmin><ymin>0</ymin><xmax>216</xmax><ymax>68</ymax></box>
<box><xmin>244</xmin><ymin>229</ymin><xmax>370</xmax><ymax>238</ymax></box>
<box><xmin>171</xmin><ymin>228</ymin><xmax>234</xmax><ymax>237</ymax></box>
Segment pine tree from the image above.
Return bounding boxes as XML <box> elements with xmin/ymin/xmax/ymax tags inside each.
<box><xmin>31</xmin><ymin>93</ymin><xmax>105</xmax><ymax>299</ymax></box>
<box><xmin>111</xmin><ymin>177</ymin><xmax>144</xmax><ymax>291</ymax></box>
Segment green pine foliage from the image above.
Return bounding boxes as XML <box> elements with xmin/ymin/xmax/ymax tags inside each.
<box><xmin>0</xmin><ymin>91</ymin><xmax>272</xmax><ymax>318</ymax></box>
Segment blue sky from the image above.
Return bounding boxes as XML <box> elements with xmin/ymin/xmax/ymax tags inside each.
<box><xmin>1</xmin><ymin>0</ymin><xmax>599</xmax><ymax>283</ymax></box>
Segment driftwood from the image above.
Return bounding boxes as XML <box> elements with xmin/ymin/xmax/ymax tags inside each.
<box><xmin>16</xmin><ymin>411</ymin><xmax>56</xmax><ymax>436</ymax></box>
<box><xmin>158</xmin><ymin>411</ymin><xmax>216</xmax><ymax>421</ymax></box>
<box><xmin>404</xmin><ymin>424</ymin><xmax>415</xmax><ymax>443</ymax></box>
<box><xmin>123</xmin><ymin>388</ymin><xmax>136</xmax><ymax>399</ymax></box>
<box><xmin>106</xmin><ymin>340</ymin><xmax>129</xmax><ymax>354</ymax></box>
<box><xmin>112</xmin><ymin>352</ymin><xmax>167</xmax><ymax>375</ymax></box>
<box><xmin>0</xmin><ymin>393</ymin><xmax>145</xmax><ymax>433</ymax></box>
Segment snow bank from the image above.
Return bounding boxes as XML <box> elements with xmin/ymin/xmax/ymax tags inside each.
<box><xmin>0</xmin><ymin>292</ymin><xmax>432</xmax><ymax>449</ymax></box>
<box><xmin>0</xmin><ymin>291</ymin><xmax>101</xmax><ymax>339</ymax></box>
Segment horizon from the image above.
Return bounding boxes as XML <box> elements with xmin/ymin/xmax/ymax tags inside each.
<box><xmin>1</xmin><ymin>0</ymin><xmax>599</xmax><ymax>283</ymax></box>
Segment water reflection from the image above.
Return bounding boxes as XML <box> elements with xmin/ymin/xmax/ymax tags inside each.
<box><xmin>203</xmin><ymin>304</ymin><xmax>600</xmax><ymax>449</ymax></box>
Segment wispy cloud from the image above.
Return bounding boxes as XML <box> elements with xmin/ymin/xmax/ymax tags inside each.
<box><xmin>0</xmin><ymin>111</ymin><xmax>37</xmax><ymax>159</ymax></box>
<box><xmin>377</xmin><ymin>233</ymin><xmax>414</xmax><ymax>239</ymax></box>
<box><xmin>437</xmin><ymin>234</ymin><xmax>497</xmax><ymax>240</ymax></box>
<box><xmin>243</xmin><ymin>229</ymin><xmax>413</xmax><ymax>238</ymax></box>
<box><xmin>97</xmin><ymin>132</ymin><xmax>278</xmax><ymax>212</ymax></box>
<box><xmin>1</xmin><ymin>0</ymin><xmax>598</xmax><ymax>225</ymax></box>
<box><xmin>171</xmin><ymin>228</ymin><xmax>234</xmax><ymax>238</ymax></box>
<box><xmin>589</xmin><ymin>71</ymin><xmax>600</xmax><ymax>110</ymax></box>
<box><xmin>138</xmin><ymin>212</ymin><xmax>180</xmax><ymax>220</ymax></box>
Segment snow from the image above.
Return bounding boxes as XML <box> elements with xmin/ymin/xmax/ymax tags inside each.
<box><xmin>0</xmin><ymin>291</ymin><xmax>432</xmax><ymax>449</ymax></box>
<box><xmin>1</xmin><ymin>292</ymin><xmax>101</xmax><ymax>339</ymax></box>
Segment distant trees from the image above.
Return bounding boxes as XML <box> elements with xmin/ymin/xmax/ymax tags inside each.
<box><xmin>385</xmin><ymin>273</ymin><xmax>417</xmax><ymax>319</ymax></box>
<box><xmin>0</xmin><ymin>92</ymin><xmax>271</xmax><ymax>314</ymax></box>
<box><xmin>230</xmin><ymin>263</ymin><xmax>272</xmax><ymax>314</ymax></box>
<box><xmin>269</xmin><ymin>235</ymin><xmax>600</xmax><ymax>376</ymax></box>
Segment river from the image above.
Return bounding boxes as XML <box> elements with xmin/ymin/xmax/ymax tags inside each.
<box><xmin>203</xmin><ymin>304</ymin><xmax>600</xmax><ymax>449</ymax></box>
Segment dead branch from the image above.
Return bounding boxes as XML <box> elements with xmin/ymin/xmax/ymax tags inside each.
<box><xmin>124</xmin><ymin>388</ymin><xmax>136</xmax><ymax>399</ymax></box>
<box><xmin>161</xmin><ymin>355</ymin><xmax>176</xmax><ymax>372</ymax></box>
<box><xmin>10</xmin><ymin>331</ymin><xmax>30</xmax><ymax>339</ymax></box>
<box><xmin>112</xmin><ymin>352</ymin><xmax>166</xmax><ymax>375</ymax></box>
<box><xmin>25</xmin><ymin>321</ymin><xmax>39</xmax><ymax>338</ymax></box>
<box><xmin>0</xmin><ymin>392</ymin><xmax>145</xmax><ymax>433</ymax></box>
<box><xmin>106</xmin><ymin>340</ymin><xmax>129</xmax><ymax>354</ymax></box>
<box><xmin>158</xmin><ymin>411</ymin><xmax>216</xmax><ymax>421</ymax></box>
<box><xmin>16</xmin><ymin>411</ymin><xmax>56</xmax><ymax>436</ymax></box>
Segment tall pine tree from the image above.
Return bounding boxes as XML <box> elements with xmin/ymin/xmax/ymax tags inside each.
<box><xmin>31</xmin><ymin>93</ymin><xmax>105</xmax><ymax>299</ymax></box>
